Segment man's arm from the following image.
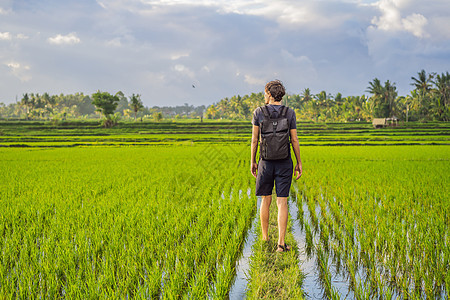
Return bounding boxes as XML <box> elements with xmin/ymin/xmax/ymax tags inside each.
<box><xmin>251</xmin><ymin>125</ymin><xmax>259</xmax><ymax>178</ymax></box>
<box><xmin>290</xmin><ymin>128</ymin><xmax>302</xmax><ymax>180</ymax></box>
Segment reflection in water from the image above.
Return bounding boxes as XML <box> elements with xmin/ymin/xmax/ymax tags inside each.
<box><xmin>288</xmin><ymin>196</ymin><xmax>325</xmax><ymax>299</ymax></box>
<box><xmin>228</xmin><ymin>197</ymin><xmax>260</xmax><ymax>299</ymax></box>
<box><xmin>289</xmin><ymin>193</ymin><xmax>357</xmax><ymax>300</ymax></box>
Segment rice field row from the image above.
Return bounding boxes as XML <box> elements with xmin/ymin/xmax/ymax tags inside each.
<box><xmin>293</xmin><ymin>146</ymin><xmax>449</xmax><ymax>299</ymax></box>
<box><xmin>0</xmin><ymin>146</ymin><xmax>256</xmax><ymax>298</ymax></box>
<box><xmin>1</xmin><ymin>121</ymin><xmax>449</xmax><ymax>298</ymax></box>
<box><xmin>1</xmin><ymin>121</ymin><xmax>449</xmax><ymax>147</ymax></box>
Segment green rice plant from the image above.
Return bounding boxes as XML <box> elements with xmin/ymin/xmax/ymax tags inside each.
<box><xmin>0</xmin><ymin>145</ymin><xmax>257</xmax><ymax>297</ymax></box>
<box><xmin>304</xmin><ymin>222</ymin><xmax>314</xmax><ymax>258</ymax></box>
<box><xmin>316</xmin><ymin>244</ymin><xmax>338</xmax><ymax>299</ymax></box>
<box><xmin>294</xmin><ymin>145</ymin><xmax>449</xmax><ymax>298</ymax></box>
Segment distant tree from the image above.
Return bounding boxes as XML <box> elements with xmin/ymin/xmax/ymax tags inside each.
<box><xmin>431</xmin><ymin>71</ymin><xmax>450</xmax><ymax>121</ymax></box>
<box><xmin>367</xmin><ymin>78</ymin><xmax>383</xmax><ymax>99</ymax></box>
<box><xmin>411</xmin><ymin>70</ymin><xmax>433</xmax><ymax>95</ymax></box>
<box><xmin>153</xmin><ymin>112</ymin><xmax>163</xmax><ymax>122</ymax></box>
<box><xmin>411</xmin><ymin>69</ymin><xmax>434</xmax><ymax>120</ymax></box>
<box><xmin>115</xmin><ymin>91</ymin><xmax>129</xmax><ymax>115</ymax></box>
<box><xmin>384</xmin><ymin>80</ymin><xmax>398</xmax><ymax>117</ymax></box>
<box><xmin>20</xmin><ymin>93</ymin><xmax>30</xmax><ymax>119</ymax></box>
<box><xmin>78</xmin><ymin>95</ymin><xmax>95</xmax><ymax>116</ymax></box>
<box><xmin>301</xmin><ymin>88</ymin><xmax>313</xmax><ymax>104</ymax></box>
<box><xmin>290</xmin><ymin>88</ymin><xmax>311</xmax><ymax>112</ymax></box>
<box><xmin>367</xmin><ymin>78</ymin><xmax>397</xmax><ymax>118</ymax></box>
<box><xmin>91</xmin><ymin>91</ymin><xmax>120</xmax><ymax>127</ymax></box>
<box><xmin>206</xmin><ymin>105</ymin><xmax>218</xmax><ymax>119</ymax></box>
<box><xmin>433</xmin><ymin>72</ymin><xmax>450</xmax><ymax>107</ymax></box>
<box><xmin>129</xmin><ymin>94</ymin><xmax>144</xmax><ymax>121</ymax></box>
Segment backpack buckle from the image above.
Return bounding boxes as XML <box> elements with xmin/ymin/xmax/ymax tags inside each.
<box><xmin>273</xmin><ymin>121</ymin><xmax>277</xmax><ymax>126</ymax></box>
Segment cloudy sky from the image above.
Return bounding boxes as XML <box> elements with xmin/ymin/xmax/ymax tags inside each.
<box><xmin>1</xmin><ymin>0</ymin><xmax>449</xmax><ymax>106</ymax></box>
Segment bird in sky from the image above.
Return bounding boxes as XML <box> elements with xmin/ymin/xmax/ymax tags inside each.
<box><xmin>192</xmin><ymin>84</ymin><xmax>196</xmax><ymax>88</ymax></box>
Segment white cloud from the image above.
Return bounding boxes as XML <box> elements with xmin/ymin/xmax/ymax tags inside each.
<box><xmin>170</xmin><ymin>52</ymin><xmax>190</xmax><ymax>60</ymax></box>
<box><xmin>6</xmin><ymin>61</ymin><xmax>32</xmax><ymax>82</ymax></box>
<box><xmin>174</xmin><ymin>64</ymin><xmax>195</xmax><ymax>78</ymax></box>
<box><xmin>0</xmin><ymin>0</ymin><xmax>448</xmax><ymax>105</ymax></box>
<box><xmin>244</xmin><ymin>74</ymin><xmax>266</xmax><ymax>86</ymax></box>
<box><xmin>402</xmin><ymin>13</ymin><xmax>428</xmax><ymax>38</ymax></box>
<box><xmin>100</xmin><ymin>0</ymin><xmax>348</xmax><ymax>29</ymax></box>
<box><xmin>371</xmin><ymin>0</ymin><xmax>402</xmax><ymax>31</ymax></box>
<box><xmin>0</xmin><ymin>32</ymin><xmax>12</xmax><ymax>40</ymax></box>
<box><xmin>48</xmin><ymin>33</ymin><xmax>81</xmax><ymax>45</ymax></box>
<box><xmin>0</xmin><ymin>32</ymin><xmax>30</xmax><ymax>41</ymax></box>
<box><xmin>371</xmin><ymin>0</ymin><xmax>429</xmax><ymax>38</ymax></box>
<box><xmin>0</xmin><ymin>7</ymin><xmax>10</xmax><ymax>15</ymax></box>
<box><xmin>96</xmin><ymin>1</ymin><xmax>107</xmax><ymax>9</ymax></box>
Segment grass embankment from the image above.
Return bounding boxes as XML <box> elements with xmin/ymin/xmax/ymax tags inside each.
<box><xmin>0</xmin><ymin>120</ymin><xmax>449</xmax><ymax>147</ymax></box>
<box><xmin>246</xmin><ymin>195</ymin><xmax>305</xmax><ymax>299</ymax></box>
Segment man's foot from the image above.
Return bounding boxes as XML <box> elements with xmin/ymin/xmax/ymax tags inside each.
<box><xmin>276</xmin><ymin>243</ymin><xmax>291</xmax><ymax>252</ymax></box>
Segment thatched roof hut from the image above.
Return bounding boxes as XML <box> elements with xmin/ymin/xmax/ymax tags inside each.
<box><xmin>372</xmin><ymin>117</ymin><xmax>400</xmax><ymax>128</ymax></box>
<box><xmin>372</xmin><ymin>118</ymin><xmax>386</xmax><ymax>128</ymax></box>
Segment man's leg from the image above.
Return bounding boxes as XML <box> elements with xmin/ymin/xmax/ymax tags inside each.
<box><xmin>276</xmin><ymin>196</ymin><xmax>288</xmax><ymax>247</ymax></box>
<box><xmin>260</xmin><ymin>195</ymin><xmax>272</xmax><ymax>241</ymax></box>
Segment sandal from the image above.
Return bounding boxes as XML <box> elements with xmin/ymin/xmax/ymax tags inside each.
<box><xmin>276</xmin><ymin>243</ymin><xmax>291</xmax><ymax>252</ymax></box>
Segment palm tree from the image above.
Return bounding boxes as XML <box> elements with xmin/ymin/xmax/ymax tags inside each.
<box><xmin>366</xmin><ymin>78</ymin><xmax>383</xmax><ymax>97</ymax></box>
<box><xmin>411</xmin><ymin>70</ymin><xmax>434</xmax><ymax>119</ymax></box>
<box><xmin>367</xmin><ymin>78</ymin><xmax>385</xmax><ymax>118</ymax></box>
<box><xmin>367</xmin><ymin>78</ymin><xmax>397</xmax><ymax>118</ymax></box>
<box><xmin>411</xmin><ymin>69</ymin><xmax>433</xmax><ymax>95</ymax></box>
<box><xmin>384</xmin><ymin>80</ymin><xmax>397</xmax><ymax>117</ymax></box>
<box><xmin>301</xmin><ymin>88</ymin><xmax>313</xmax><ymax>108</ymax></box>
<box><xmin>20</xmin><ymin>93</ymin><xmax>30</xmax><ymax>120</ymax></box>
<box><xmin>129</xmin><ymin>94</ymin><xmax>144</xmax><ymax>121</ymax></box>
<box><xmin>432</xmin><ymin>72</ymin><xmax>450</xmax><ymax>113</ymax></box>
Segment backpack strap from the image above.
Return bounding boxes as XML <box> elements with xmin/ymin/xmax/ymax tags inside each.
<box><xmin>261</xmin><ymin>106</ymin><xmax>270</xmax><ymax>118</ymax></box>
<box><xmin>280</xmin><ymin>106</ymin><xmax>288</xmax><ymax>117</ymax></box>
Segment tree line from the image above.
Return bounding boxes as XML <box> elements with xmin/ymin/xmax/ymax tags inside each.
<box><xmin>0</xmin><ymin>91</ymin><xmax>205</xmax><ymax>124</ymax></box>
<box><xmin>206</xmin><ymin>70</ymin><xmax>449</xmax><ymax>122</ymax></box>
<box><xmin>0</xmin><ymin>70</ymin><xmax>448</xmax><ymax>123</ymax></box>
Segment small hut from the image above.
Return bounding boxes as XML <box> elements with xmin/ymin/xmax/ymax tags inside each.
<box><xmin>372</xmin><ymin>117</ymin><xmax>400</xmax><ymax>128</ymax></box>
<box><xmin>372</xmin><ymin>118</ymin><xmax>386</xmax><ymax>128</ymax></box>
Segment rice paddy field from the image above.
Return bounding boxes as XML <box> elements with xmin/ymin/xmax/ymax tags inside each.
<box><xmin>0</xmin><ymin>120</ymin><xmax>449</xmax><ymax>299</ymax></box>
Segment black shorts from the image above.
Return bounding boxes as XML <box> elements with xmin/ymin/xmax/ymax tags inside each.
<box><xmin>255</xmin><ymin>157</ymin><xmax>293</xmax><ymax>197</ymax></box>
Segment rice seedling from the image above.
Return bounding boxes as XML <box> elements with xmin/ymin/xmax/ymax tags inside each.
<box><xmin>293</xmin><ymin>145</ymin><xmax>449</xmax><ymax>298</ymax></box>
<box><xmin>0</xmin><ymin>145</ymin><xmax>256</xmax><ymax>297</ymax></box>
<box><xmin>1</xmin><ymin>121</ymin><xmax>448</xmax><ymax>298</ymax></box>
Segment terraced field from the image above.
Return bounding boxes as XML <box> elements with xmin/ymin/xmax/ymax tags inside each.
<box><xmin>0</xmin><ymin>120</ymin><xmax>448</xmax><ymax>147</ymax></box>
<box><xmin>0</xmin><ymin>120</ymin><xmax>448</xmax><ymax>299</ymax></box>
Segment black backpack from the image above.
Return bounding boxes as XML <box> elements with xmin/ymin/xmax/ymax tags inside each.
<box><xmin>259</xmin><ymin>105</ymin><xmax>291</xmax><ymax>160</ymax></box>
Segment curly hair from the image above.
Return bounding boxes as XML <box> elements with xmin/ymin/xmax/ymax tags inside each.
<box><xmin>265</xmin><ymin>80</ymin><xmax>285</xmax><ymax>102</ymax></box>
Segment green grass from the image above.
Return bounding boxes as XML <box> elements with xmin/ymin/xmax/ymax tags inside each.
<box><xmin>0</xmin><ymin>145</ymin><xmax>256</xmax><ymax>298</ymax></box>
<box><xmin>246</xmin><ymin>195</ymin><xmax>305</xmax><ymax>299</ymax></box>
<box><xmin>0</xmin><ymin>120</ymin><xmax>449</xmax><ymax>298</ymax></box>
<box><xmin>0</xmin><ymin>120</ymin><xmax>448</xmax><ymax>147</ymax></box>
<box><xmin>294</xmin><ymin>145</ymin><xmax>450</xmax><ymax>298</ymax></box>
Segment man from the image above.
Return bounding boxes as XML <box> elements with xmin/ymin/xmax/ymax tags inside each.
<box><xmin>250</xmin><ymin>80</ymin><xmax>302</xmax><ymax>253</ymax></box>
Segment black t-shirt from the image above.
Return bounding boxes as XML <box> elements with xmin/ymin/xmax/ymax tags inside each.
<box><xmin>251</xmin><ymin>104</ymin><xmax>297</xmax><ymax>130</ymax></box>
